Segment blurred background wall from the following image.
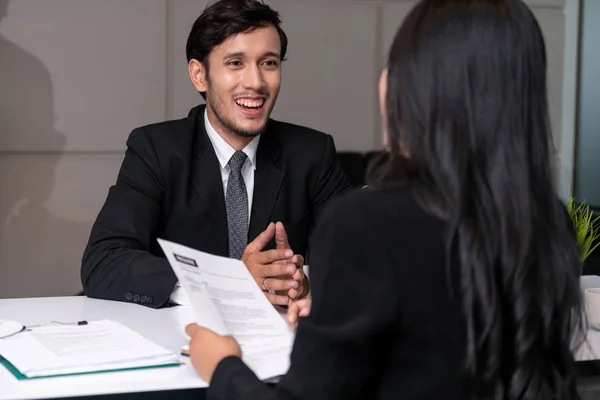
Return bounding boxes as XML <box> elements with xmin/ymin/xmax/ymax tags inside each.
<box><xmin>0</xmin><ymin>0</ymin><xmax>584</xmax><ymax>298</ymax></box>
<box><xmin>576</xmin><ymin>0</ymin><xmax>600</xmax><ymax>209</ymax></box>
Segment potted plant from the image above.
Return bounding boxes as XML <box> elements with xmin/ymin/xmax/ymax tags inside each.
<box><xmin>567</xmin><ymin>197</ymin><xmax>600</xmax><ymax>265</ymax></box>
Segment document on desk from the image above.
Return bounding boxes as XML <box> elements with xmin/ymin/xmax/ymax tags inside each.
<box><xmin>0</xmin><ymin>320</ymin><xmax>179</xmax><ymax>379</ymax></box>
<box><xmin>157</xmin><ymin>238</ymin><xmax>294</xmax><ymax>381</ymax></box>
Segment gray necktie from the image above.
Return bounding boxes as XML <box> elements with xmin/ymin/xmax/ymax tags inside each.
<box><xmin>226</xmin><ymin>151</ymin><xmax>249</xmax><ymax>259</ymax></box>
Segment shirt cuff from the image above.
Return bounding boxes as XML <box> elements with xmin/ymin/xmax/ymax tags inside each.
<box><xmin>301</xmin><ymin>265</ymin><xmax>311</xmax><ymax>299</ymax></box>
<box><xmin>170</xmin><ymin>282</ymin><xmax>191</xmax><ymax>305</ymax></box>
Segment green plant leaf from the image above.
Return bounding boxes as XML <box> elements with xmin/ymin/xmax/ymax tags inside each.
<box><xmin>568</xmin><ymin>198</ymin><xmax>600</xmax><ymax>263</ymax></box>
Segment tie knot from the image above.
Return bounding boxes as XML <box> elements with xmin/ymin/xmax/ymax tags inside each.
<box><xmin>228</xmin><ymin>151</ymin><xmax>247</xmax><ymax>173</ymax></box>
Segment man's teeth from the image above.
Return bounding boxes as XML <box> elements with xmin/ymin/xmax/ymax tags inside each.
<box><xmin>236</xmin><ymin>99</ymin><xmax>264</xmax><ymax>108</ymax></box>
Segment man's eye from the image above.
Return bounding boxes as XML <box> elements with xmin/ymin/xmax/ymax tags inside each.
<box><xmin>227</xmin><ymin>61</ymin><xmax>242</xmax><ymax>67</ymax></box>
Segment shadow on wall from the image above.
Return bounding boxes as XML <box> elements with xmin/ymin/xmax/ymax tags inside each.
<box><xmin>0</xmin><ymin>0</ymin><xmax>88</xmax><ymax>299</ymax></box>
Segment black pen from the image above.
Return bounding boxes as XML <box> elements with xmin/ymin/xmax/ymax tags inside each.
<box><xmin>25</xmin><ymin>321</ymin><xmax>88</xmax><ymax>330</ymax></box>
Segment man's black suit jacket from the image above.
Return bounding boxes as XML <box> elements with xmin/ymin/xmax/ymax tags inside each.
<box><xmin>81</xmin><ymin>105</ymin><xmax>351</xmax><ymax>308</ymax></box>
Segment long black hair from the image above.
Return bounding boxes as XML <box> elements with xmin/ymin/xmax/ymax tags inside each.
<box><xmin>373</xmin><ymin>0</ymin><xmax>585</xmax><ymax>398</ymax></box>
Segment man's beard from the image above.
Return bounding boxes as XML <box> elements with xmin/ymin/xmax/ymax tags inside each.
<box><xmin>206</xmin><ymin>80</ymin><xmax>275</xmax><ymax>138</ymax></box>
<box><xmin>214</xmin><ymin>106</ymin><xmax>266</xmax><ymax>138</ymax></box>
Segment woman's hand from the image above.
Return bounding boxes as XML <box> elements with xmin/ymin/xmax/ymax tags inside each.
<box><xmin>185</xmin><ymin>323</ymin><xmax>242</xmax><ymax>382</ymax></box>
<box><xmin>286</xmin><ymin>298</ymin><xmax>312</xmax><ymax>331</ymax></box>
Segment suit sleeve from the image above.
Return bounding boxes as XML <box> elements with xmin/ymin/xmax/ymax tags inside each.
<box><xmin>208</xmin><ymin>193</ymin><xmax>399</xmax><ymax>400</ymax></box>
<box><xmin>81</xmin><ymin>128</ymin><xmax>176</xmax><ymax>308</ymax></box>
<box><xmin>310</xmin><ymin>134</ymin><xmax>351</xmax><ymax>225</ymax></box>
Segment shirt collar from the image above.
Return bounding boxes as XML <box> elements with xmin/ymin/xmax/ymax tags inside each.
<box><xmin>204</xmin><ymin>110</ymin><xmax>260</xmax><ymax>170</ymax></box>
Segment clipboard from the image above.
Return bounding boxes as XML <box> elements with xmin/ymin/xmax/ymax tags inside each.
<box><xmin>0</xmin><ymin>356</ymin><xmax>180</xmax><ymax>380</ymax></box>
<box><xmin>0</xmin><ymin>320</ymin><xmax>182</xmax><ymax>380</ymax></box>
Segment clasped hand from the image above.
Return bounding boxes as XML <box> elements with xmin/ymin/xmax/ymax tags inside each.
<box><xmin>183</xmin><ymin>222</ymin><xmax>312</xmax><ymax>382</ymax></box>
<box><xmin>242</xmin><ymin>221</ymin><xmax>308</xmax><ymax>305</ymax></box>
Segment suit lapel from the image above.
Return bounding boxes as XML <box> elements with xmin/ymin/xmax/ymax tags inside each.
<box><xmin>190</xmin><ymin>107</ymin><xmax>229</xmax><ymax>256</ymax></box>
<box><xmin>248</xmin><ymin>125</ymin><xmax>284</xmax><ymax>242</ymax></box>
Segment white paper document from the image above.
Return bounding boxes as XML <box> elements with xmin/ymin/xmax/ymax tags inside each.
<box><xmin>0</xmin><ymin>320</ymin><xmax>179</xmax><ymax>378</ymax></box>
<box><xmin>157</xmin><ymin>238</ymin><xmax>294</xmax><ymax>380</ymax></box>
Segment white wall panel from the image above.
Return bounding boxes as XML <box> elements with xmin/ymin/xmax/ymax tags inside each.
<box><xmin>0</xmin><ymin>0</ymin><xmax>168</xmax><ymax>152</ymax></box>
<box><xmin>0</xmin><ymin>154</ymin><xmax>123</xmax><ymax>298</ymax></box>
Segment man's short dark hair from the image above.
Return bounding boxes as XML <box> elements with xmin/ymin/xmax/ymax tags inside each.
<box><xmin>186</xmin><ymin>0</ymin><xmax>288</xmax><ymax>99</ymax></box>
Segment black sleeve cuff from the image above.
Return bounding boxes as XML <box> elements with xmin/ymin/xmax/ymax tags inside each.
<box><xmin>207</xmin><ymin>356</ymin><xmax>273</xmax><ymax>400</ymax></box>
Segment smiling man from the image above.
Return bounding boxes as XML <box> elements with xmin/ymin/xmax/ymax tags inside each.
<box><xmin>81</xmin><ymin>0</ymin><xmax>350</xmax><ymax>308</ymax></box>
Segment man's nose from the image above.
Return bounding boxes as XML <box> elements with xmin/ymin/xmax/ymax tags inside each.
<box><xmin>242</xmin><ymin>65</ymin><xmax>264</xmax><ymax>91</ymax></box>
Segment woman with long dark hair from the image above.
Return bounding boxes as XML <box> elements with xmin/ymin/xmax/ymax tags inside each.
<box><xmin>185</xmin><ymin>0</ymin><xmax>586</xmax><ymax>398</ymax></box>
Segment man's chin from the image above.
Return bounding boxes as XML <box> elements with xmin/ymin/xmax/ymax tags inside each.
<box><xmin>233</xmin><ymin>130</ymin><xmax>262</xmax><ymax>138</ymax></box>
<box><xmin>232</xmin><ymin>122</ymin><xmax>268</xmax><ymax>138</ymax></box>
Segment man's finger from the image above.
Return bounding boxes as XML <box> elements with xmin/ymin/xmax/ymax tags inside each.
<box><xmin>243</xmin><ymin>223</ymin><xmax>275</xmax><ymax>256</ymax></box>
<box><xmin>273</xmin><ymin>258</ymin><xmax>293</xmax><ymax>265</ymax></box>
<box><xmin>291</xmin><ymin>268</ymin><xmax>303</xmax><ymax>281</ymax></box>
<box><xmin>260</xmin><ymin>277</ymin><xmax>299</xmax><ymax>292</ymax></box>
<box><xmin>275</xmin><ymin>221</ymin><xmax>289</xmax><ymax>250</ymax></box>
<box><xmin>292</xmin><ymin>254</ymin><xmax>304</xmax><ymax>267</ymax></box>
<box><xmin>253</xmin><ymin>248</ymin><xmax>294</xmax><ymax>265</ymax></box>
<box><xmin>273</xmin><ymin>253</ymin><xmax>303</xmax><ymax>266</ymax></box>
<box><xmin>287</xmin><ymin>288</ymin><xmax>299</xmax><ymax>300</ymax></box>
<box><xmin>265</xmin><ymin>291</ymin><xmax>291</xmax><ymax>306</ymax></box>
<box><xmin>263</xmin><ymin>261</ymin><xmax>297</xmax><ymax>277</ymax></box>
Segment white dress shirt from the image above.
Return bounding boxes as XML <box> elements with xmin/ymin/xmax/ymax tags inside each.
<box><xmin>170</xmin><ymin>111</ymin><xmax>260</xmax><ymax>305</ymax></box>
<box><xmin>204</xmin><ymin>110</ymin><xmax>260</xmax><ymax>221</ymax></box>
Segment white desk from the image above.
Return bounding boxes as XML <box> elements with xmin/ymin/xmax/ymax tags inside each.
<box><xmin>3</xmin><ymin>278</ymin><xmax>600</xmax><ymax>399</ymax></box>
<box><xmin>0</xmin><ymin>296</ymin><xmax>208</xmax><ymax>400</ymax></box>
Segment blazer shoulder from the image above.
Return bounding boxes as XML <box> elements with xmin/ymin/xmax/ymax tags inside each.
<box><xmin>126</xmin><ymin>115</ymin><xmax>195</xmax><ymax>155</ymax></box>
<box><xmin>268</xmin><ymin>119</ymin><xmax>333</xmax><ymax>147</ymax></box>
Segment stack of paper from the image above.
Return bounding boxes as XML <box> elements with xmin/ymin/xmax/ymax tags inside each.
<box><xmin>158</xmin><ymin>238</ymin><xmax>295</xmax><ymax>381</ymax></box>
<box><xmin>0</xmin><ymin>320</ymin><xmax>180</xmax><ymax>379</ymax></box>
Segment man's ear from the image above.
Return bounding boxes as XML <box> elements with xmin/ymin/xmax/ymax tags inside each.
<box><xmin>189</xmin><ymin>59</ymin><xmax>207</xmax><ymax>93</ymax></box>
